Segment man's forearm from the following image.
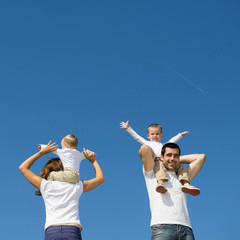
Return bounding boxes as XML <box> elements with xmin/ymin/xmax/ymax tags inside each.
<box><xmin>180</xmin><ymin>154</ymin><xmax>201</xmax><ymax>164</ymax></box>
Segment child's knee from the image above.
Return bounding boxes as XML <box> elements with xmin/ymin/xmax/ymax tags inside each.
<box><xmin>139</xmin><ymin>145</ymin><xmax>152</xmax><ymax>156</ymax></box>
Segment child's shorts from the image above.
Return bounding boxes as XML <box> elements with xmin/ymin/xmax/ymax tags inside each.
<box><xmin>48</xmin><ymin>168</ymin><xmax>80</xmax><ymax>183</ymax></box>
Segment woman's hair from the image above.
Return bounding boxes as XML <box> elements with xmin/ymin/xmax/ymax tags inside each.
<box><xmin>40</xmin><ymin>158</ymin><xmax>64</xmax><ymax>180</ymax></box>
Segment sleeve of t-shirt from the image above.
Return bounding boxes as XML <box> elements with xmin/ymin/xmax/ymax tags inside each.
<box><xmin>143</xmin><ymin>166</ymin><xmax>155</xmax><ymax>178</ymax></box>
<box><xmin>127</xmin><ymin>127</ymin><xmax>149</xmax><ymax>145</ymax></box>
<box><xmin>79</xmin><ymin>181</ymin><xmax>83</xmax><ymax>194</ymax></box>
<box><xmin>40</xmin><ymin>179</ymin><xmax>48</xmax><ymax>195</ymax></box>
<box><xmin>77</xmin><ymin>151</ymin><xmax>86</xmax><ymax>161</ymax></box>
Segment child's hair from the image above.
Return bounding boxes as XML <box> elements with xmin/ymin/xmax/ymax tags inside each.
<box><xmin>147</xmin><ymin>123</ymin><xmax>163</xmax><ymax>134</ymax></box>
<box><xmin>40</xmin><ymin>158</ymin><xmax>64</xmax><ymax>180</ymax></box>
<box><xmin>62</xmin><ymin>134</ymin><xmax>78</xmax><ymax>148</ymax></box>
<box><xmin>161</xmin><ymin>143</ymin><xmax>181</xmax><ymax>156</ymax></box>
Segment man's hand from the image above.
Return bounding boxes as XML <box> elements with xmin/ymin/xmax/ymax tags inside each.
<box><xmin>83</xmin><ymin>148</ymin><xmax>96</xmax><ymax>163</ymax></box>
<box><xmin>120</xmin><ymin>120</ymin><xmax>130</xmax><ymax>129</ymax></box>
<box><xmin>39</xmin><ymin>141</ymin><xmax>58</xmax><ymax>155</ymax></box>
<box><xmin>180</xmin><ymin>131</ymin><xmax>189</xmax><ymax>137</ymax></box>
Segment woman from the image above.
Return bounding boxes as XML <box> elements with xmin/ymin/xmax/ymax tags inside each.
<box><xmin>19</xmin><ymin>141</ymin><xmax>105</xmax><ymax>240</ymax></box>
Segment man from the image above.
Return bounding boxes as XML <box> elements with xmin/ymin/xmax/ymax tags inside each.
<box><xmin>139</xmin><ymin>142</ymin><xmax>206</xmax><ymax>240</ymax></box>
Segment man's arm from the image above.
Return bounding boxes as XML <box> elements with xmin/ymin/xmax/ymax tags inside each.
<box><xmin>180</xmin><ymin>154</ymin><xmax>206</xmax><ymax>181</ymax></box>
<box><xmin>120</xmin><ymin>120</ymin><xmax>148</xmax><ymax>145</ymax></box>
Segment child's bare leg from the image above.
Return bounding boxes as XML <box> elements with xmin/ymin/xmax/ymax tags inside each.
<box><xmin>139</xmin><ymin>145</ymin><xmax>155</xmax><ymax>172</ymax></box>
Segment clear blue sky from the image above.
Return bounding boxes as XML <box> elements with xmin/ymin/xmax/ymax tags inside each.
<box><xmin>1</xmin><ymin>1</ymin><xmax>239</xmax><ymax>239</ymax></box>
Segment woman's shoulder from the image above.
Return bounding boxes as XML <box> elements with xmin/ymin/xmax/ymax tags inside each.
<box><xmin>41</xmin><ymin>180</ymin><xmax>83</xmax><ymax>193</ymax></box>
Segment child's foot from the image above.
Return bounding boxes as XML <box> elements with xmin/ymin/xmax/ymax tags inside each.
<box><xmin>156</xmin><ymin>183</ymin><xmax>167</xmax><ymax>194</ymax></box>
<box><xmin>181</xmin><ymin>183</ymin><xmax>200</xmax><ymax>196</ymax></box>
<box><xmin>35</xmin><ymin>190</ymin><xmax>42</xmax><ymax>196</ymax></box>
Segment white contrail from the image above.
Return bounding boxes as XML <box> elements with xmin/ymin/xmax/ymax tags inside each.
<box><xmin>173</xmin><ymin>69</ymin><xmax>206</xmax><ymax>93</ymax></box>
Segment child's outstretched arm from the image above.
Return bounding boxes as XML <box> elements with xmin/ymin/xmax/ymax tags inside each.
<box><xmin>120</xmin><ymin>120</ymin><xmax>148</xmax><ymax>145</ymax></box>
<box><xmin>169</xmin><ymin>131</ymin><xmax>189</xmax><ymax>143</ymax></box>
<box><xmin>120</xmin><ymin>120</ymin><xmax>130</xmax><ymax>129</ymax></box>
<box><xmin>180</xmin><ymin>131</ymin><xmax>189</xmax><ymax>137</ymax></box>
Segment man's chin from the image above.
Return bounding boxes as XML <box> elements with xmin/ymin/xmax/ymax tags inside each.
<box><xmin>165</xmin><ymin>164</ymin><xmax>179</xmax><ymax>171</ymax></box>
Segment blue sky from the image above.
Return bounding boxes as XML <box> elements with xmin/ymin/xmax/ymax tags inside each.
<box><xmin>1</xmin><ymin>1</ymin><xmax>239</xmax><ymax>239</ymax></box>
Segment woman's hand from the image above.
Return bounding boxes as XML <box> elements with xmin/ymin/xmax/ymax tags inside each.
<box><xmin>19</xmin><ymin>142</ymin><xmax>57</xmax><ymax>189</ymax></box>
<box><xmin>83</xmin><ymin>148</ymin><xmax>96</xmax><ymax>163</ymax></box>
<box><xmin>39</xmin><ymin>141</ymin><xmax>58</xmax><ymax>155</ymax></box>
<box><xmin>82</xmin><ymin>149</ymin><xmax>105</xmax><ymax>193</ymax></box>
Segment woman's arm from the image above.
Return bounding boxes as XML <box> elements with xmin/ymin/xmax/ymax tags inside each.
<box><xmin>19</xmin><ymin>141</ymin><xmax>58</xmax><ymax>189</ymax></box>
<box><xmin>82</xmin><ymin>149</ymin><xmax>105</xmax><ymax>193</ymax></box>
<box><xmin>180</xmin><ymin>154</ymin><xmax>206</xmax><ymax>181</ymax></box>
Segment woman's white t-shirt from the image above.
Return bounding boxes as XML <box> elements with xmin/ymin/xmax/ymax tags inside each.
<box><xmin>40</xmin><ymin>179</ymin><xmax>83</xmax><ymax>230</ymax></box>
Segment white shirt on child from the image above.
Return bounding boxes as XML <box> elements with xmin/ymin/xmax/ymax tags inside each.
<box><xmin>40</xmin><ymin>145</ymin><xmax>85</xmax><ymax>172</ymax></box>
<box><xmin>126</xmin><ymin>127</ymin><xmax>183</xmax><ymax>157</ymax></box>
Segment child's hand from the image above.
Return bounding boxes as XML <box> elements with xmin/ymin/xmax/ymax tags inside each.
<box><xmin>39</xmin><ymin>141</ymin><xmax>58</xmax><ymax>155</ymax></box>
<box><xmin>181</xmin><ymin>131</ymin><xmax>189</xmax><ymax>137</ymax></box>
<box><xmin>120</xmin><ymin>120</ymin><xmax>130</xmax><ymax>129</ymax></box>
<box><xmin>83</xmin><ymin>148</ymin><xmax>96</xmax><ymax>163</ymax></box>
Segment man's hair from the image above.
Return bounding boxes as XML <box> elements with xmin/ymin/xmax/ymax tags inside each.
<box><xmin>40</xmin><ymin>158</ymin><xmax>64</xmax><ymax>180</ymax></box>
<box><xmin>62</xmin><ymin>134</ymin><xmax>78</xmax><ymax>148</ymax></box>
<box><xmin>147</xmin><ymin>123</ymin><xmax>162</xmax><ymax>134</ymax></box>
<box><xmin>161</xmin><ymin>142</ymin><xmax>181</xmax><ymax>156</ymax></box>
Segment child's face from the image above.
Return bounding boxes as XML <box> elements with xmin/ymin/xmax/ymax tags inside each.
<box><xmin>147</xmin><ymin>127</ymin><xmax>163</xmax><ymax>142</ymax></box>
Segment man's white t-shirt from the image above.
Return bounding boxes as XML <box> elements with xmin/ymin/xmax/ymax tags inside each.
<box><xmin>143</xmin><ymin>169</ymin><xmax>192</xmax><ymax>228</ymax></box>
<box><xmin>40</xmin><ymin>179</ymin><xmax>83</xmax><ymax>230</ymax></box>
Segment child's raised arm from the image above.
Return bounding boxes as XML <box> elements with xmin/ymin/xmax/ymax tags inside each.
<box><xmin>120</xmin><ymin>120</ymin><xmax>148</xmax><ymax>145</ymax></box>
<box><xmin>180</xmin><ymin>131</ymin><xmax>189</xmax><ymax>137</ymax></box>
<box><xmin>120</xmin><ymin>120</ymin><xmax>130</xmax><ymax>129</ymax></box>
<box><xmin>169</xmin><ymin>131</ymin><xmax>189</xmax><ymax>143</ymax></box>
